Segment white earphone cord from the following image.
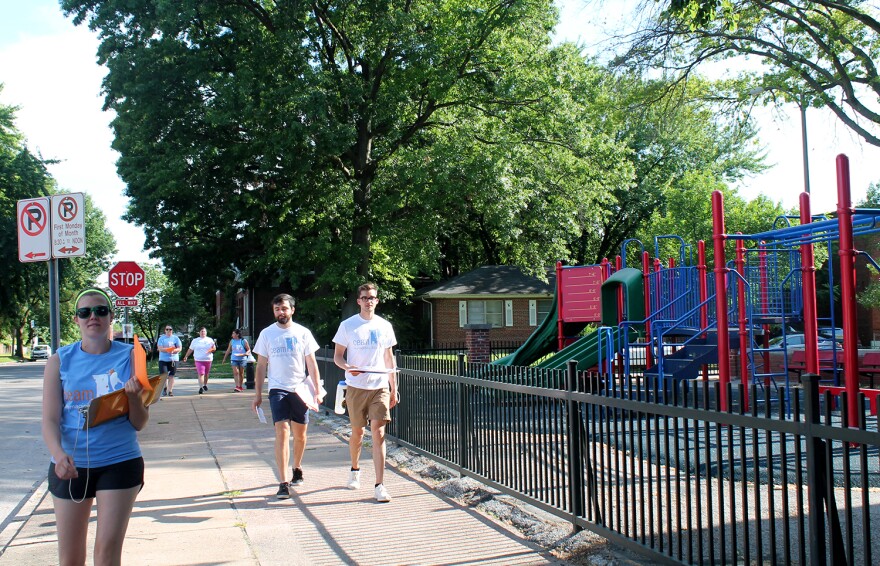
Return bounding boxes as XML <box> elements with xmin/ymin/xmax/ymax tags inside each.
<box><xmin>68</xmin><ymin>407</ymin><xmax>91</xmax><ymax>503</ymax></box>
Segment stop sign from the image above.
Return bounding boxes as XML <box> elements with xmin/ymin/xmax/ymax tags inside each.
<box><xmin>108</xmin><ymin>261</ymin><xmax>145</xmax><ymax>298</ymax></box>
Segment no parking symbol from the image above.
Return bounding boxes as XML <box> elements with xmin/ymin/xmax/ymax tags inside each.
<box><xmin>17</xmin><ymin>197</ymin><xmax>51</xmax><ymax>262</ymax></box>
<box><xmin>51</xmin><ymin>193</ymin><xmax>86</xmax><ymax>258</ymax></box>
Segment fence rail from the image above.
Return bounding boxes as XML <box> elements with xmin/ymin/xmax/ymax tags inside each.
<box><xmin>378</xmin><ymin>354</ymin><xmax>880</xmax><ymax>566</ymax></box>
<box><xmin>396</xmin><ymin>341</ymin><xmax>520</xmax><ymax>359</ymax></box>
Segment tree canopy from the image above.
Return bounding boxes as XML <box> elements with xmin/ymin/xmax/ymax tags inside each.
<box><xmin>61</xmin><ymin>1</ymin><xmax>769</xmax><ymax>333</ymax></box>
<box><xmin>620</xmin><ymin>0</ymin><xmax>880</xmax><ymax>146</ymax></box>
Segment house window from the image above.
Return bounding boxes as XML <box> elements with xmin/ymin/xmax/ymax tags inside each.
<box><xmin>460</xmin><ymin>300</ymin><xmax>504</xmax><ymax>327</ymax></box>
<box><xmin>529</xmin><ymin>299</ymin><xmax>553</xmax><ymax>326</ymax></box>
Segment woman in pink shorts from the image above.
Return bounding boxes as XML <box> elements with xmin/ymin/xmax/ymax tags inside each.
<box><xmin>183</xmin><ymin>327</ymin><xmax>216</xmax><ymax>394</ymax></box>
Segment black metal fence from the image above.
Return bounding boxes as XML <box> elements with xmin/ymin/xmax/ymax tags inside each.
<box><xmin>383</xmin><ymin>354</ymin><xmax>880</xmax><ymax>566</ymax></box>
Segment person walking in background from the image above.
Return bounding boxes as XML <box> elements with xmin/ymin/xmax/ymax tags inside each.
<box><xmin>184</xmin><ymin>327</ymin><xmax>216</xmax><ymax>394</ymax></box>
<box><xmin>252</xmin><ymin>294</ymin><xmax>322</xmax><ymax>500</ymax></box>
<box><xmin>42</xmin><ymin>288</ymin><xmax>150</xmax><ymax>565</ymax></box>
<box><xmin>222</xmin><ymin>329</ymin><xmax>251</xmax><ymax>392</ymax></box>
<box><xmin>333</xmin><ymin>282</ymin><xmax>398</xmax><ymax>503</ymax></box>
<box><xmin>156</xmin><ymin>324</ymin><xmax>182</xmax><ymax>396</ymax></box>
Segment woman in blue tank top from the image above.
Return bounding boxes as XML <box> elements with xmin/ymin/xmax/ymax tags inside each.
<box><xmin>42</xmin><ymin>288</ymin><xmax>150</xmax><ymax>565</ymax></box>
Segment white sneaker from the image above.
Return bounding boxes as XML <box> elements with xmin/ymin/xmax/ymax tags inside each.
<box><xmin>347</xmin><ymin>470</ymin><xmax>361</xmax><ymax>490</ymax></box>
<box><xmin>374</xmin><ymin>483</ymin><xmax>391</xmax><ymax>502</ymax></box>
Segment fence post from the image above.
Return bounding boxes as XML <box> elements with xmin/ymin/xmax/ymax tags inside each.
<box><xmin>457</xmin><ymin>353</ymin><xmax>468</xmax><ymax>478</ymax></box>
<box><xmin>802</xmin><ymin>373</ymin><xmax>827</xmax><ymax>566</ymax></box>
<box><xmin>566</xmin><ymin>360</ymin><xmax>585</xmax><ymax>529</ymax></box>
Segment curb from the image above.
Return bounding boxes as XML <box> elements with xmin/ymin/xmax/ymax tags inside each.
<box><xmin>0</xmin><ymin>480</ymin><xmax>48</xmax><ymax>557</ymax></box>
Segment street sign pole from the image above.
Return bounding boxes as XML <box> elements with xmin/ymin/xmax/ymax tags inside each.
<box><xmin>48</xmin><ymin>259</ymin><xmax>61</xmax><ymax>353</ymax></box>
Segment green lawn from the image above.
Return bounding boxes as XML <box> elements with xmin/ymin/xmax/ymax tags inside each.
<box><xmin>147</xmin><ymin>355</ymin><xmax>238</xmax><ymax>380</ymax></box>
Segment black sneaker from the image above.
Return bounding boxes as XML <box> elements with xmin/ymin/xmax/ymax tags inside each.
<box><xmin>291</xmin><ymin>468</ymin><xmax>304</xmax><ymax>486</ymax></box>
<box><xmin>276</xmin><ymin>482</ymin><xmax>290</xmax><ymax>499</ymax></box>
<box><xmin>198</xmin><ymin>386</ymin><xmax>205</xmax><ymax>394</ymax></box>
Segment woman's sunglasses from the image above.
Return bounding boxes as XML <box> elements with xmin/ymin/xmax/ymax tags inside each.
<box><xmin>76</xmin><ymin>305</ymin><xmax>111</xmax><ymax>319</ymax></box>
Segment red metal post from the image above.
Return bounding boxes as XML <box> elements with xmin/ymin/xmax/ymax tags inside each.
<box><xmin>759</xmin><ymin>242</ymin><xmax>771</xmax><ymax>378</ymax></box>
<box><xmin>799</xmin><ymin>195</ymin><xmax>819</xmax><ymax>376</ymax></box>
<box><xmin>614</xmin><ymin>256</ymin><xmax>623</xmax><ymax>379</ymax></box>
<box><xmin>698</xmin><ymin>241</ymin><xmax>709</xmax><ymax>380</ymax></box>
<box><xmin>836</xmin><ymin>155</ymin><xmax>861</xmax><ymax>426</ymax></box>
<box><xmin>556</xmin><ymin>260</ymin><xmax>564</xmax><ymax>352</ymax></box>
<box><xmin>735</xmin><ymin>238</ymin><xmax>750</xmax><ymax>405</ymax></box>
<box><xmin>712</xmin><ymin>191</ymin><xmax>731</xmax><ymax>410</ymax></box>
<box><xmin>642</xmin><ymin>251</ymin><xmax>654</xmax><ymax>369</ymax></box>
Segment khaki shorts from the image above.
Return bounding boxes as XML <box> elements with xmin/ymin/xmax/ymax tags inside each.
<box><xmin>345</xmin><ymin>386</ymin><xmax>391</xmax><ymax>428</ymax></box>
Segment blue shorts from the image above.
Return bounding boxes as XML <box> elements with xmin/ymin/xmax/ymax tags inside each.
<box><xmin>230</xmin><ymin>358</ymin><xmax>247</xmax><ymax>368</ymax></box>
<box><xmin>269</xmin><ymin>389</ymin><xmax>309</xmax><ymax>425</ymax></box>
<box><xmin>48</xmin><ymin>456</ymin><xmax>144</xmax><ymax>500</ymax></box>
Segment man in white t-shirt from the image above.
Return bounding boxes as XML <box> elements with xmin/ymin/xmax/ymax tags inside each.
<box><xmin>252</xmin><ymin>294</ymin><xmax>322</xmax><ymax>500</ymax></box>
<box><xmin>333</xmin><ymin>282</ymin><xmax>397</xmax><ymax>502</ymax></box>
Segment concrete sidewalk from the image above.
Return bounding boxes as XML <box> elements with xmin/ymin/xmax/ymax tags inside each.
<box><xmin>1</xmin><ymin>386</ymin><xmax>567</xmax><ymax>565</ymax></box>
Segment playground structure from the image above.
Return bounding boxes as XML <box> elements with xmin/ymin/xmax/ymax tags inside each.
<box><xmin>494</xmin><ymin>155</ymin><xmax>880</xmax><ymax>421</ymax></box>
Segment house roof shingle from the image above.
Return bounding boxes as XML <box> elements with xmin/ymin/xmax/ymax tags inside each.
<box><xmin>416</xmin><ymin>265</ymin><xmax>554</xmax><ymax>298</ymax></box>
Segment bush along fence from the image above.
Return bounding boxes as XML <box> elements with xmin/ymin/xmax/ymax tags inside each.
<box><xmin>379</xmin><ymin>353</ymin><xmax>879</xmax><ymax>566</ymax></box>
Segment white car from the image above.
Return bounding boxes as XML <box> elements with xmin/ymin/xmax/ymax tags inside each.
<box><xmin>768</xmin><ymin>334</ymin><xmax>837</xmax><ymax>352</ymax></box>
<box><xmin>31</xmin><ymin>344</ymin><xmax>51</xmax><ymax>360</ymax></box>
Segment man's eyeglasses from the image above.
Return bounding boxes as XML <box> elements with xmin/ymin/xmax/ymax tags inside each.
<box><xmin>165</xmin><ymin>328</ymin><xmax>173</xmax><ymax>331</ymax></box>
<box><xmin>76</xmin><ymin>306</ymin><xmax>111</xmax><ymax>319</ymax></box>
<box><xmin>359</xmin><ymin>296</ymin><xmax>378</xmax><ymax>302</ymax></box>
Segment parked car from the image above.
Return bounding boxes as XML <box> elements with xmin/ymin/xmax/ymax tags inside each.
<box><xmin>818</xmin><ymin>327</ymin><xmax>844</xmax><ymax>342</ymax></box>
<box><xmin>31</xmin><ymin>344</ymin><xmax>51</xmax><ymax>360</ymax></box>
<box><xmin>768</xmin><ymin>334</ymin><xmax>838</xmax><ymax>352</ymax></box>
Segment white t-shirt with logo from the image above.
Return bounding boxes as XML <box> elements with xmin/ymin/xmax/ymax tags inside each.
<box><xmin>253</xmin><ymin>322</ymin><xmax>320</xmax><ymax>392</ymax></box>
<box><xmin>333</xmin><ymin>314</ymin><xmax>397</xmax><ymax>390</ymax></box>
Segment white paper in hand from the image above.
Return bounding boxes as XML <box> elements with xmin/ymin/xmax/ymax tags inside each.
<box><xmin>256</xmin><ymin>406</ymin><xmax>267</xmax><ymax>424</ymax></box>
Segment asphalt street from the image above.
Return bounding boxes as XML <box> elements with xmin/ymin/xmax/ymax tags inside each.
<box><xmin>0</xmin><ymin>361</ymin><xmax>49</xmax><ymax>536</ymax></box>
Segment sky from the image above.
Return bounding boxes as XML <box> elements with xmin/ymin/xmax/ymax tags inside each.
<box><xmin>1</xmin><ymin>0</ymin><xmax>879</xmax><ymax>269</ymax></box>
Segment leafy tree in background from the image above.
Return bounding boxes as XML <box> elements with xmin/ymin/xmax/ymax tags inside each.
<box><xmin>857</xmin><ymin>181</ymin><xmax>880</xmax><ymax>309</ymax></box>
<box><xmin>60</xmin><ymin>0</ymin><xmax>770</xmax><ymax>341</ymax></box>
<box><xmin>617</xmin><ymin>0</ymin><xmax>880</xmax><ymax>146</ymax></box>
<box><xmin>0</xmin><ymin>89</ymin><xmax>116</xmax><ymax>354</ymax></box>
<box><xmin>638</xmin><ymin>180</ymin><xmax>785</xmax><ymax>267</ymax></box>
<box><xmin>572</xmin><ymin>73</ymin><xmax>766</xmax><ymax>265</ymax></box>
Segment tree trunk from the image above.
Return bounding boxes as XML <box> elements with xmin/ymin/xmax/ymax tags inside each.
<box><xmin>14</xmin><ymin>325</ymin><xmax>23</xmax><ymax>358</ymax></box>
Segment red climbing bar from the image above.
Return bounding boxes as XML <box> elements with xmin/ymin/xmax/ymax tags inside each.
<box><xmin>836</xmin><ymin>155</ymin><xmax>861</xmax><ymax>427</ymax></box>
<box><xmin>712</xmin><ymin>191</ymin><xmax>731</xmax><ymax>410</ymax></box>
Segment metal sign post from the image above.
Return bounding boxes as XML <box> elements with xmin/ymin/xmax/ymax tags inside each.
<box><xmin>48</xmin><ymin>259</ymin><xmax>60</xmax><ymax>353</ymax></box>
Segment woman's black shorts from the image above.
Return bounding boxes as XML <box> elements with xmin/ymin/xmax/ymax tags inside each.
<box><xmin>48</xmin><ymin>456</ymin><xmax>144</xmax><ymax>500</ymax></box>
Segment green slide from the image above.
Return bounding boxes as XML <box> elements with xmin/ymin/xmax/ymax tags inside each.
<box><xmin>535</xmin><ymin>327</ymin><xmax>624</xmax><ymax>371</ymax></box>
<box><xmin>492</xmin><ymin>295</ymin><xmax>588</xmax><ymax>367</ymax></box>
<box><xmin>490</xmin><ymin>266</ymin><xmax>643</xmax><ymax>369</ymax></box>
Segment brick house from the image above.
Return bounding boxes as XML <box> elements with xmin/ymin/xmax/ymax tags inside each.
<box><xmin>415</xmin><ymin>265</ymin><xmax>555</xmax><ymax>346</ymax></box>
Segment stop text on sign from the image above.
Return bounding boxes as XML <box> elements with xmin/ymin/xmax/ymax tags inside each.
<box><xmin>110</xmin><ymin>272</ymin><xmax>144</xmax><ymax>287</ymax></box>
